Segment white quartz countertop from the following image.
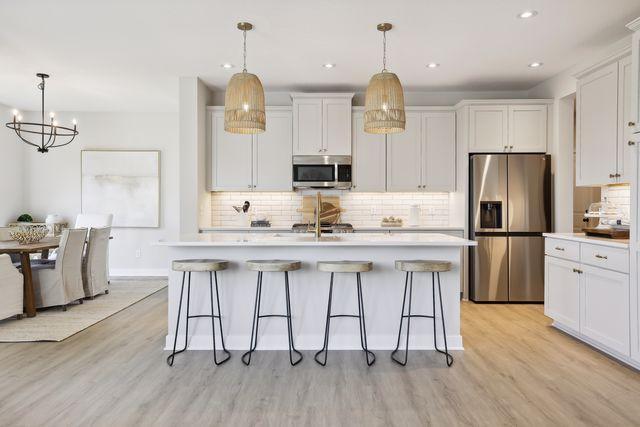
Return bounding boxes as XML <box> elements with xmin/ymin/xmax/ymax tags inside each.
<box><xmin>543</xmin><ymin>233</ymin><xmax>629</xmax><ymax>249</ymax></box>
<box><xmin>200</xmin><ymin>226</ymin><xmax>464</xmax><ymax>233</ymax></box>
<box><xmin>158</xmin><ymin>232</ymin><xmax>477</xmax><ymax>247</ymax></box>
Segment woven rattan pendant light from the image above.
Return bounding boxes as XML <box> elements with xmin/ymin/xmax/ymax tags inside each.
<box><xmin>224</xmin><ymin>22</ymin><xmax>266</xmax><ymax>134</ymax></box>
<box><xmin>364</xmin><ymin>23</ymin><xmax>405</xmax><ymax>134</ymax></box>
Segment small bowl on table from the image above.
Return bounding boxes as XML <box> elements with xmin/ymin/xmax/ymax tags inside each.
<box><xmin>10</xmin><ymin>225</ymin><xmax>49</xmax><ymax>245</ymax></box>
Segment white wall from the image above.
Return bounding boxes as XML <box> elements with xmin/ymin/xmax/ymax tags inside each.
<box><xmin>21</xmin><ymin>111</ymin><xmax>179</xmax><ymax>276</ymax></box>
<box><xmin>0</xmin><ymin>103</ymin><xmax>25</xmax><ymax>225</ymax></box>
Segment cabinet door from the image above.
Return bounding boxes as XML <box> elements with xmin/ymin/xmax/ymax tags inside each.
<box><xmin>632</xmin><ymin>252</ymin><xmax>640</xmax><ymax>363</ymax></box>
<box><xmin>618</xmin><ymin>56</ymin><xmax>633</xmax><ymax>182</ymax></box>
<box><xmin>631</xmin><ymin>31</ymin><xmax>640</xmax><ymax>134</ymax></box>
<box><xmin>576</xmin><ymin>62</ymin><xmax>619</xmax><ymax>186</ymax></box>
<box><xmin>422</xmin><ymin>112</ymin><xmax>456</xmax><ymax>191</ymax></box>
<box><xmin>468</xmin><ymin>105</ymin><xmax>508</xmax><ymax>152</ymax></box>
<box><xmin>210</xmin><ymin>111</ymin><xmax>253</xmax><ymax>191</ymax></box>
<box><xmin>352</xmin><ymin>112</ymin><xmax>386</xmax><ymax>192</ymax></box>
<box><xmin>508</xmin><ymin>105</ymin><xmax>547</xmax><ymax>153</ymax></box>
<box><xmin>253</xmin><ymin>110</ymin><xmax>292</xmax><ymax>191</ymax></box>
<box><xmin>293</xmin><ymin>98</ymin><xmax>323</xmax><ymax>155</ymax></box>
<box><xmin>580</xmin><ymin>265</ymin><xmax>630</xmax><ymax>355</ymax></box>
<box><xmin>387</xmin><ymin>112</ymin><xmax>422</xmax><ymax>191</ymax></box>
<box><xmin>323</xmin><ymin>98</ymin><xmax>352</xmax><ymax>155</ymax></box>
<box><xmin>544</xmin><ymin>256</ymin><xmax>581</xmax><ymax>331</ymax></box>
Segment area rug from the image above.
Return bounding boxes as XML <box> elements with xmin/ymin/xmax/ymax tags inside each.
<box><xmin>0</xmin><ymin>279</ymin><xmax>167</xmax><ymax>342</ymax></box>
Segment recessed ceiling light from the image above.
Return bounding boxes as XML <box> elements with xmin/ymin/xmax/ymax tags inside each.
<box><xmin>517</xmin><ymin>10</ymin><xmax>538</xmax><ymax>19</ymax></box>
<box><xmin>220</xmin><ymin>63</ymin><xmax>234</xmax><ymax>69</ymax></box>
<box><xmin>528</xmin><ymin>62</ymin><xmax>543</xmax><ymax>68</ymax></box>
<box><xmin>322</xmin><ymin>63</ymin><xmax>336</xmax><ymax>69</ymax></box>
<box><xmin>426</xmin><ymin>62</ymin><xmax>440</xmax><ymax>69</ymax></box>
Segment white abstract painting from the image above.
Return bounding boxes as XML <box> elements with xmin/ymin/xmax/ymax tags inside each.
<box><xmin>81</xmin><ymin>150</ymin><xmax>160</xmax><ymax>228</ymax></box>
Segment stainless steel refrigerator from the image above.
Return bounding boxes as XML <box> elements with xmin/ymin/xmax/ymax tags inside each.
<box><xmin>469</xmin><ymin>154</ymin><xmax>551</xmax><ymax>303</ymax></box>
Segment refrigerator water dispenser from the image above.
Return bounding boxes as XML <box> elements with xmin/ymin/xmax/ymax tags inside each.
<box><xmin>480</xmin><ymin>201</ymin><xmax>502</xmax><ymax>229</ymax></box>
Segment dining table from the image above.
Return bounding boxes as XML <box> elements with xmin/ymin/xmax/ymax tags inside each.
<box><xmin>0</xmin><ymin>237</ymin><xmax>60</xmax><ymax>317</ymax></box>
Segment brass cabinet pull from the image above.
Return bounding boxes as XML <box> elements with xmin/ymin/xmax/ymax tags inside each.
<box><xmin>609</xmin><ymin>173</ymin><xmax>616</xmax><ymax>178</ymax></box>
<box><xmin>629</xmin><ymin>121</ymin><xmax>637</xmax><ymax>127</ymax></box>
<box><xmin>630</xmin><ymin>141</ymin><xmax>637</xmax><ymax>146</ymax></box>
<box><xmin>572</xmin><ymin>268</ymin><xmax>583</xmax><ymax>274</ymax></box>
<box><xmin>555</xmin><ymin>246</ymin><xmax>565</xmax><ymax>251</ymax></box>
<box><xmin>595</xmin><ymin>254</ymin><xmax>608</xmax><ymax>260</ymax></box>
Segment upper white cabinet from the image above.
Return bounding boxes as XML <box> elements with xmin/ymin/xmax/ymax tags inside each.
<box><xmin>387</xmin><ymin>110</ymin><xmax>456</xmax><ymax>192</ymax></box>
<box><xmin>576</xmin><ymin>54</ymin><xmax>631</xmax><ymax>186</ymax></box>
<box><xmin>628</xmin><ymin>18</ymin><xmax>640</xmax><ymax>134</ymax></box>
<box><xmin>292</xmin><ymin>93</ymin><xmax>353</xmax><ymax>156</ymax></box>
<box><xmin>467</xmin><ymin>103</ymin><xmax>548</xmax><ymax>153</ymax></box>
<box><xmin>209</xmin><ymin>107</ymin><xmax>292</xmax><ymax>192</ymax></box>
<box><xmin>352</xmin><ymin>112</ymin><xmax>386</xmax><ymax>192</ymax></box>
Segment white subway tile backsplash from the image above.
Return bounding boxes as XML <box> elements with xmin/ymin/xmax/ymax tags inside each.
<box><xmin>601</xmin><ymin>184</ymin><xmax>630</xmax><ymax>221</ymax></box>
<box><xmin>209</xmin><ymin>191</ymin><xmax>451</xmax><ymax>227</ymax></box>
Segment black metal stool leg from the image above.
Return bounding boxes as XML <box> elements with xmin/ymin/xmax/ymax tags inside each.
<box><xmin>242</xmin><ymin>272</ymin><xmax>263</xmax><ymax>366</ymax></box>
<box><xmin>434</xmin><ymin>272</ymin><xmax>453</xmax><ymax>366</ymax></box>
<box><xmin>392</xmin><ymin>272</ymin><xmax>413</xmax><ymax>366</ymax></box>
<box><xmin>314</xmin><ymin>272</ymin><xmax>334</xmax><ymax>366</ymax></box>
<box><xmin>209</xmin><ymin>271</ymin><xmax>231</xmax><ymax>365</ymax></box>
<box><xmin>356</xmin><ymin>272</ymin><xmax>376</xmax><ymax>366</ymax></box>
<box><xmin>284</xmin><ymin>271</ymin><xmax>303</xmax><ymax>366</ymax></box>
<box><xmin>167</xmin><ymin>272</ymin><xmax>187</xmax><ymax>366</ymax></box>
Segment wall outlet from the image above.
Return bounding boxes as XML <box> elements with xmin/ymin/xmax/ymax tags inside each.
<box><xmin>135</xmin><ymin>249</ymin><xmax>142</xmax><ymax>258</ymax></box>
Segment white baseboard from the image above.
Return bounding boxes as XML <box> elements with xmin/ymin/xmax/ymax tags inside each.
<box><xmin>164</xmin><ymin>333</ymin><xmax>464</xmax><ymax>351</ymax></box>
<box><xmin>110</xmin><ymin>268</ymin><xmax>168</xmax><ymax>277</ymax></box>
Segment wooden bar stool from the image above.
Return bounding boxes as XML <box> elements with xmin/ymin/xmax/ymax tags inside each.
<box><xmin>242</xmin><ymin>260</ymin><xmax>303</xmax><ymax>366</ymax></box>
<box><xmin>167</xmin><ymin>259</ymin><xmax>231</xmax><ymax>367</ymax></box>
<box><xmin>392</xmin><ymin>260</ymin><xmax>454</xmax><ymax>367</ymax></box>
<box><xmin>315</xmin><ymin>261</ymin><xmax>376</xmax><ymax>367</ymax></box>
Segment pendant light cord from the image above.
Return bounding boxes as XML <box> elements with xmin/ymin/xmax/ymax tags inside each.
<box><xmin>382</xmin><ymin>30</ymin><xmax>387</xmax><ymax>72</ymax></box>
<box><xmin>243</xmin><ymin>29</ymin><xmax>247</xmax><ymax>72</ymax></box>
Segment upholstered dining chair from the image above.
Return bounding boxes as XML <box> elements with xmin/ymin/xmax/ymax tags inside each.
<box><xmin>0</xmin><ymin>227</ymin><xmax>20</xmax><ymax>264</ymax></box>
<box><xmin>32</xmin><ymin>228</ymin><xmax>87</xmax><ymax>310</ymax></box>
<box><xmin>0</xmin><ymin>254</ymin><xmax>23</xmax><ymax>320</ymax></box>
<box><xmin>75</xmin><ymin>213</ymin><xmax>113</xmax><ymax>229</ymax></box>
<box><xmin>82</xmin><ymin>226</ymin><xmax>110</xmax><ymax>298</ymax></box>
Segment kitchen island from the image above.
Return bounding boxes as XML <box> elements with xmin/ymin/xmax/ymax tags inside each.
<box><xmin>158</xmin><ymin>233</ymin><xmax>476</xmax><ymax>352</ymax></box>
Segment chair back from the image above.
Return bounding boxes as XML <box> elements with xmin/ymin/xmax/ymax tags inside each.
<box><xmin>83</xmin><ymin>227</ymin><xmax>110</xmax><ymax>295</ymax></box>
<box><xmin>75</xmin><ymin>213</ymin><xmax>113</xmax><ymax>229</ymax></box>
<box><xmin>56</xmin><ymin>228</ymin><xmax>88</xmax><ymax>274</ymax></box>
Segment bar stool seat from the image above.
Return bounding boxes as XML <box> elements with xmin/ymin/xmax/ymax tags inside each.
<box><xmin>246</xmin><ymin>260</ymin><xmax>301</xmax><ymax>272</ymax></box>
<box><xmin>172</xmin><ymin>259</ymin><xmax>229</xmax><ymax>272</ymax></box>
<box><xmin>167</xmin><ymin>259</ymin><xmax>231</xmax><ymax>367</ymax></box>
<box><xmin>317</xmin><ymin>261</ymin><xmax>372</xmax><ymax>273</ymax></box>
<box><xmin>395</xmin><ymin>260</ymin><xmax>451</xmax><ymax>273</ymax></box>
<box><xmin>242</xmin><ymin>259</ymin><xmax>303</xmax><ymax>366</ymax></box>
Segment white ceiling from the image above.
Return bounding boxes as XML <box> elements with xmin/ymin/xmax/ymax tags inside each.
<box><xmin>1</xmin><ymin>0</ymin><xmax>639</xmax><ymax>112</ymax></box>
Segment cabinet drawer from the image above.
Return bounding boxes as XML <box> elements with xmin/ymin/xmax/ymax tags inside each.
<box><xmin>545</xmin><ymin>238</ymin><xmax>580</xmax><ymax>261</ymax></box>
<box><xmin>580</xmin><ymin>244</ymin><xmax>629</xmax><ymax>273</ymax></box>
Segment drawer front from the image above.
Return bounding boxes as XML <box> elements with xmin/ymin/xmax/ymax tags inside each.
<box><xmin>580</xmin><ymin>243</ymin><xmax>629</xmax><ymax>273</ymax></box>
<box><xmin>545</xmin><ymin>238</ymin><xmax>580</xmax><ymax>261</ymax></box>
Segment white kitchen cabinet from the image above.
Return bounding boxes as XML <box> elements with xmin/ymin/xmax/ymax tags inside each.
<box><xmin>210</xmin><ymin>110</ymin><xmax>253</xmax><ymax>191</ymax></box>
<box><xmin>628</xmin><ymin>18</ymin><xmax>640</xmax><ymax>135</ymax></box>
<box><xmin>387</xmin><ymin>112</ymin><xmax>422</xmax><ymax>191</ymax></box>
<box><xmin>545</xmin><ymin>256</ymin><xmax>581</xmax><ymax>332</ymax></box>
<box><xmin>352</xmin><ymin>112</ymin><xmax>386</xmax><ymax>192</ymax></box>
<box><xmin>508</xmin><ymin>105</ymin><xmax>547</xmax><ymax>153</ymax></box>
<box><xmin>468</xmin><ymin>105</ymin><xmax>508</xmax><ymax>152</ymax></box>
<box><xmin>210</xmin><ymin>107</ymin><xmax>293</xmax><ymax>192</ymax></box>
<box><xmin>422</xmin><ymin>112</ymin><xmax>456</xmax><ymax>191</ymax></box>
<box><xmin>576</xmin><ymin>57</ymin><xmax>632</xmax><ymax>186</ymax></box>
<box><xmin>544</xmin><ymin>234</ymin><xmax>635</xmax><ymax>366</ymax></box>
<box><xmin>253</xmin><ymin>111</ymin><xmax>293</xmax><ymax>191</ymax></box>
<box><xmin>580</xmin><ymin>265</ymin><xmax>630</xmax><ymax>355</ymax></box>
<box><xmin>292</xmin><ymin>93</ymin><xmax>353</xmax><ymax>156</ymax></box>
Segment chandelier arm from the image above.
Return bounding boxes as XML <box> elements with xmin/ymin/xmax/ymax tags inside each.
<box><xmin>5</xmin><ymin>122</ymin><xmax>77</xmax><ymax>136</ymax></box>
<box><xmin>11</xmin><ymin>127</ymin><xmax>43</xmax><ymax>149</ymax></box>
<box><xmin>47</xmin><ymin>133</ymin><xmax>77</xmax><ymax>149</ymax></box>
<box><xmin>43</xmin><ymin>125</ymin><xmax>56</xmax><ymax>149</ymax></box>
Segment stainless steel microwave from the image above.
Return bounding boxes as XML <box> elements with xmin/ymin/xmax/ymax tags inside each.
<box><xmin>292</xmin><ymin>155</ymin><xmax>352</xmax><ymax>189</ymax></box>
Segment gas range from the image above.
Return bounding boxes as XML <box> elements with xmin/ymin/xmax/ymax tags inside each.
<box><xmin>291</xmin><ymin>223</ymin><xmax>354</xmax><ymax>233</ymax></box>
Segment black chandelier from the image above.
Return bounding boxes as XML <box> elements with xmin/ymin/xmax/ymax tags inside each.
<box><xmin>5</xmin><ymin>73</ymin><xmax>78</xmax><ymax>153</ymax></box>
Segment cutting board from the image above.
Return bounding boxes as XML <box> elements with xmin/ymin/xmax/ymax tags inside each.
<box><xmin>298</xmin><ymin>196</ymin><xmax>342</xmax><ymax>224</ymax></box>
<box><xmin>583</xmin><ymin>227</ymin><xmax>630</xmax><ymax>239</ymax></box>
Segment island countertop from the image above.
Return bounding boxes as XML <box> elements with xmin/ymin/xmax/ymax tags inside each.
<box><xmin>158</xmin><ymin>232</ymin><xmax>477</xmax><ymax>247</ymax></box>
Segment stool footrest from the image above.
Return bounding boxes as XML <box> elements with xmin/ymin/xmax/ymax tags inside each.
<box><xmin>401</xmin><ymin>314</ymin><xmax>435</xmax><ymax>319</ymax></box>
<box><xmin>187</xmin><ymin>314</ymin><xmax>221</xmax><ymax>319</ymax></box>
<box><xmin>329</xmin><ymin>314</ymin><xmax>360</xmax><ymax>319</ymax></box>
<box><xmin>257</xmin><ymin>314</ymin><xmax>289</xmax><ymax>319</ymax></box>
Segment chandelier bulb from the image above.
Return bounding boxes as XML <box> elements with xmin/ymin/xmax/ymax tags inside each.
<box><xmin>12</xmin><ymin>109</ymin><xmax>18</xmax><ymax>117</ymax></box>
<box><xmin>49</xmin><ymin>112</ymin><xmax>55</xmax><ymax>119</ymax></box>
<box><xmin>17</xmin><ymin>115</ymin><xmax>23</xmax><ymax>122</ymax></box>
<box><xmin>72</xmin><ymin>118</ymin><xmax>77</xmax><ymax>126</ymax></box>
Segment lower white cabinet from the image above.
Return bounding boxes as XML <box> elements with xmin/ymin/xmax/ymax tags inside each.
<box><xmin>545</xmin><ymin>256</ymin><xmax>580</xmax><ymax>332</ymax></box>
<box><xmin>580</xmin><ymin>265</ymin><xmax>630</xmax><ymax>355</ymax></box>
<box><xmin>544</xmin><ymin>236</ymin><xmax>633</xmax><ymax>364</ymax></box>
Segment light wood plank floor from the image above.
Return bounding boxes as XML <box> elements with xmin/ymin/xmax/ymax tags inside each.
<box><xmin>1</xmin><ymin>288</ymin><xmax>639</xmax><ymax>426</ymax></box>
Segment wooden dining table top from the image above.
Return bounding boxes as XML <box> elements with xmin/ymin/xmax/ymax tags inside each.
<box><xmin>0</xmin><ymin>237</ymin><xmax>60</xmax><ymax>254</ymax></box>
